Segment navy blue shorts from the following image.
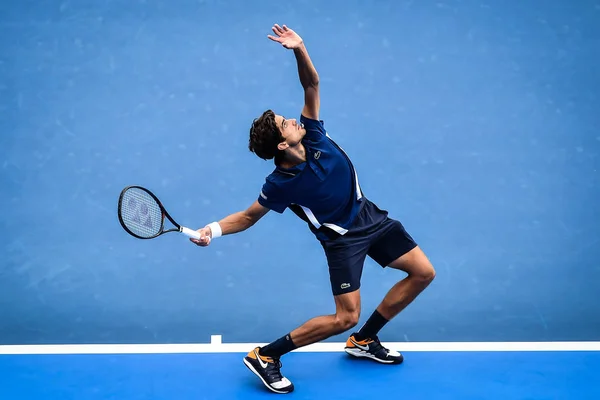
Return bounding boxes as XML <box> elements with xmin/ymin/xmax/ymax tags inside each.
<box><xmin>319</xmin><ymin>198</ymin><xmax>418</xmax><ymax>296</ymax></box>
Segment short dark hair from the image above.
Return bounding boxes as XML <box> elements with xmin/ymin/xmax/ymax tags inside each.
<box><xmin>248</xmin><ymin>109</ymin><xmax>284</xmax><ymax>160</ymax></box>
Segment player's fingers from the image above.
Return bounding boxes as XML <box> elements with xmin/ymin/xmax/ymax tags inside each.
<box><xmin>273</xmin><ymin>24</ymin><xmax>284</xmax><ymax>34</ymax></box>
<box><xmin>282</xmin><ymin>25</ymin><xmax>289</xmax><ymax>31</ymax></box>
<box><xmin>267</xmin><ymin>34</ymin><xmax>280</xmax><ymax>42</ymax></box>
<box><xmin>190</xmin><ymin>237</ymin><xmax>209</xmax><ymax>246</ymax></box>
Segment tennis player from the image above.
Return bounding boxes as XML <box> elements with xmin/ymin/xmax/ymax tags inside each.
<box><xmin>191</xmin><ymin>24</ymin><xmax>436</xmax><ymax>394</ymax></box>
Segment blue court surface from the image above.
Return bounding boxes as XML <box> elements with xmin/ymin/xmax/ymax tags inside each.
<box><xmin>2</xmin><ymin>0</ymin><xmax>600</xmax><ymax>399</ymax></box>
<box><xmin>1</xmin><ymin>345</ymin><xmax>600</xmax><ymax>399</ymax></box>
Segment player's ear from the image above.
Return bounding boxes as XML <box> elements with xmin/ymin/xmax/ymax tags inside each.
<box><xmin>277</xmin><ymin>141</ymin><xmax>289</xmax><ymax>151</ymax></box>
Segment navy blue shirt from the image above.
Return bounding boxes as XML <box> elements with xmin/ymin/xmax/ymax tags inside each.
<box><xmin>257</xmin><ymin>115</ymin><xmax>364</xmax><ymax>240</ymax></box>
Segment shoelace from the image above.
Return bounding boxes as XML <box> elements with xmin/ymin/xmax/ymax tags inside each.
<box><xmin>264</xmin><ymin>359</ymin><xmax>284</xmax><ymax>381</ymax></box>
<box><xmin>369</xmin><ymin>336</ymin><xmax>388</xmax><ymax>355</ymax></box>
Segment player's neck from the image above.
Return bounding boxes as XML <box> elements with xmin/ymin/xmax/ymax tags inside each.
<box><xmin>278</xmin><ymin>143</ymin><xmax>306</xmax><ymax>169</ymax></box>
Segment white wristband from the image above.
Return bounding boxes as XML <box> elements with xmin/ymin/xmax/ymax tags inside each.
<box><xmin>207</xmin><ymin>222</ymin><xmax>222</xmax><ymax>239</ymax></box>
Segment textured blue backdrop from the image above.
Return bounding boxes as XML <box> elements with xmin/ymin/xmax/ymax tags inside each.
<box><xmin>1</xmin><ymin>0</ymin><xmax>599</xmax><ymax>344</ymax></box>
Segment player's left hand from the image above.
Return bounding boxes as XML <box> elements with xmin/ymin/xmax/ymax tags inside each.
<box><xmin>268</xmin><ymin>24</ymin><xmax>303</xmax><ymax>49</ymax></box>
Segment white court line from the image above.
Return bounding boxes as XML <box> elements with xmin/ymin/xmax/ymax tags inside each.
<box><xmin>1</xmin><ymin>336</ymin><xmax>599</xmax><ymax>355</ymax></box>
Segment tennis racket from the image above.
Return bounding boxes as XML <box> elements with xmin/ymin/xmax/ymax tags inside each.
<box><xmin>117</xmin><ymin>185</ymin><xmax>200</xmax><ymax>240</ymax></box>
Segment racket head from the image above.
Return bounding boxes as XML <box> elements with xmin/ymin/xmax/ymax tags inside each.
<box><xmin>118</xmin><ymin>186</ymin><xmax>172</xmax><ymax>239</ymax></box>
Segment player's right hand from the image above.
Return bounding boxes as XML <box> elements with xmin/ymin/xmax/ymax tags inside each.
<box><xmin>190</xmin><ymin>227</ymin><xmax>212</xmax><ymax>247</ymax></box>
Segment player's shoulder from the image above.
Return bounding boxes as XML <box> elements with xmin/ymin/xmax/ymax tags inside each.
<box><xmin>264</xmin><ymin>166</ymin><xmax>293</xmax><ymax>184</ymax></box>
<box><xmin>264</xmin><ymin>169</ymin><xmax>280</xmax><ymax>183</ymax></box>
<box><xmin>260</xmin><ymin>167</ymin><xmax>294</xmax><ymax>202</ymax></box>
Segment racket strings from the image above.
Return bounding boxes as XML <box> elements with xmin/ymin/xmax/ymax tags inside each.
<box><xmin>120</xmin><ymin>188</ymin><xmax>163</xmax><ymax>238</ymax></box>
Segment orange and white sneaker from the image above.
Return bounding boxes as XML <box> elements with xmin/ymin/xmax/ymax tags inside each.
<box><xmin>345</xmin><ymin>333</ymin><xmax>404</xmax><ymax>364</ymax></box>
<box><xmin>243</xmin><ymin>347</ymin><xmax>294</xmax><ymax>394</ymax></box>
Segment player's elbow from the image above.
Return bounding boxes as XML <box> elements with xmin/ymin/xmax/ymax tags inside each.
<box><xmin>241</xmin><ymin>202</ymin><xmax>269</xmax><ymax>230</ymax></box>
<box><xmin>303</xmin><ymin>75</ymin><xmax>319</xmax><ymax>90</ymax></box>
<box><xmin>241</xmin><ymin>214</ymin><xmax>256</xmax><ymax>230</ymax></box>
<box><xmin>242</xmin><ymin>211</ymin><xmax>262</xmax><ymax>229</ymax></box>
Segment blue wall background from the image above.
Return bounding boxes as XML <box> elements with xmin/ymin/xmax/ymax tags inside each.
<box><xmin>1</xmin><ymin>0</ymin><xmax>599</xmax><ymax>345</ymax></box>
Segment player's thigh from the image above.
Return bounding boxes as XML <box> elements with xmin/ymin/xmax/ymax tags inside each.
<box><xmin>368</xmin><ymin>219</ymin><xmax>435</xmax><ymax>279</ymax></box>
<box><xmin>388</xmin><ymin>245</ymin><xmax>435</xmax><ymax>280</ymax></box>
<box><xmin>321</xmin><ymin>238</ymin><xmax>369</xmax><ymax>305</ymax></box>
<box><xmin>334</xmin><ymin>288</ymin><xmax>361</xmax><ymax>317</ymax></box>
<box><xmin>367</xmin><ymin>218</ymin><xmax>418</xmax><ymax>270</ymax></box>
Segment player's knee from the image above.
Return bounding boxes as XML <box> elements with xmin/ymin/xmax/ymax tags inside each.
<box><xmin>417</xmin><ymin>263</ymin><xmax>436</xmax><ymax>284</ymax></box>
<box><xmin>335</xmin><ymin>310</ymin><xmax>360</xmax><ymax>332</ymax></box>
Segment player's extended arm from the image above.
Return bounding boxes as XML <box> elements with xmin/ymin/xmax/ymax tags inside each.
<box><xmin>190</xmin><ymin>200</ymin><xmax>269</xmax><ymax>246</ymax></box>
<box><xmin>268</xmin><ymin>24</ymin><xmax>320</xmax><ymax>120</ymax></box>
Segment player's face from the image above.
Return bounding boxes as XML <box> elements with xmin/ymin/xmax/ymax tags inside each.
<box><xmin>275</xmin><ymin>115</ymin><xmax>305</xmax><ymax>147</ymax></box>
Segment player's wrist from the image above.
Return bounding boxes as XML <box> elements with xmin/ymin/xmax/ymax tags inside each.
<box><xmin>292</xmin><ymin>40</ymin><xmax>305</xmax><ymax>51</ymax></box>
<box><xmin>207</xmin><ymin>222</ymin><xmax>222</xmax><ymax>238</ymax></box>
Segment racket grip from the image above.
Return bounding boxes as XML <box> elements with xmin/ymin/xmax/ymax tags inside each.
<box><xmin>180</xmin><ymin>226</ymin><xmax>201</xmax><ymax>240</ymax></box>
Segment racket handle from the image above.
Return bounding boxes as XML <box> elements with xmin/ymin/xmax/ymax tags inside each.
<box><xmin>180</xmin><ymin>226</ymin><xmax>201</xmax><ymax>240</ymax></box>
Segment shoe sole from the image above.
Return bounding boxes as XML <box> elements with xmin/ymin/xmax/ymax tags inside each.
<box><xmin>242</xmin><ymin>357</ymin><xmax>294</xmax><ymax>394</ymax></box>
<box><xmin>344</xmin><ymin>347</ymin><xmax>403</xmax><ymax>364</ymax></box>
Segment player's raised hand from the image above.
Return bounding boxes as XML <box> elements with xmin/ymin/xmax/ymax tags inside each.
<box><xmin>268</xmin><ymin>24</ymin><xmax>303</xmax><ymax>49</ymax></box>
